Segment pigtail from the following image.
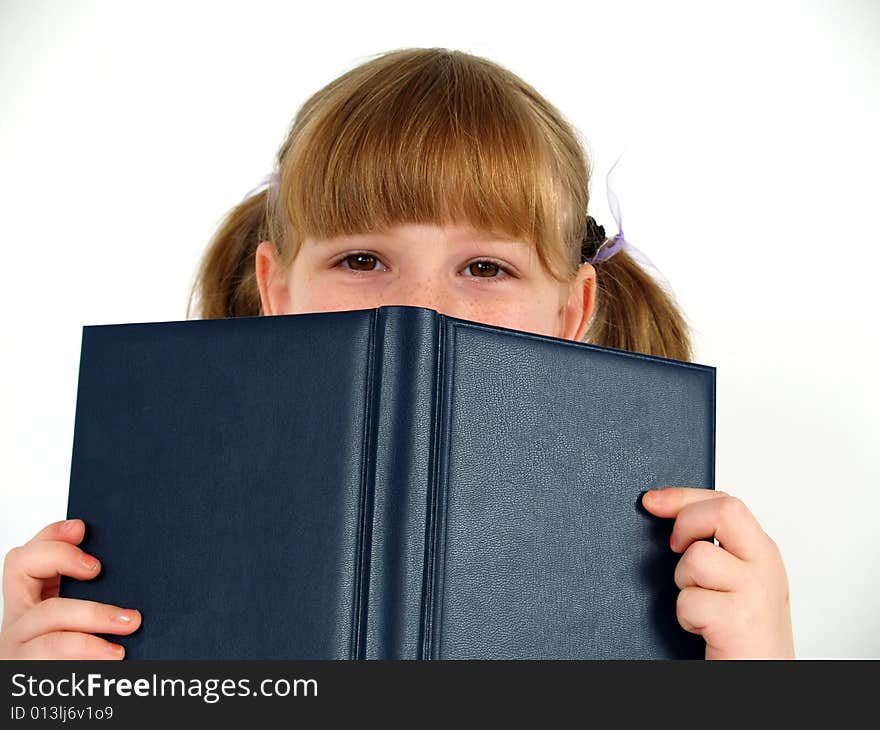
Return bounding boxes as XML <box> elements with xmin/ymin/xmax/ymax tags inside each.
<box><xmin>186</xmin><ymin>189</ymin><xmax>271</xmax><ymax>320</ymax></box>
<box><xmin>587</xmin><ymin>251</ymin><xmax>694</xmax><ymax>362</ymax></box>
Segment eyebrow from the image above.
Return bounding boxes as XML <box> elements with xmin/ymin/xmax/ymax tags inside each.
<box><xmin>465</xmin><ymin>232</ymin><xmax>529</xmax><ymax>244</ymax></box>
<box><xmin>316</xmin><ymin>231</ymin><xmax>529</xmax><ymax>245</ymax></box>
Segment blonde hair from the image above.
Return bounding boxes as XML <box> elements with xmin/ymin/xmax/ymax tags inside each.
<box><xmin>187</xmin><ymin>47</ymin><xmax>693</xmax><ymax>361</ymax></box>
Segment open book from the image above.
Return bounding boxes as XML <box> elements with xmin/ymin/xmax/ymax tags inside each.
<box><xmin>59</xmin><ymin>305</ymin><xmax>715</xmax><ymax>659</ymax></box>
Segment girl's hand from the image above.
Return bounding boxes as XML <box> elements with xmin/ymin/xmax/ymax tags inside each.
<box><xmin>0</xmin><ymin>519</ymin><xmax>141</xmax><ymax>659</ymax></box>
<box><xmin>642</xmin><ymin>488</ymin><xmax>794</xmax><ymax>659</ymax></box>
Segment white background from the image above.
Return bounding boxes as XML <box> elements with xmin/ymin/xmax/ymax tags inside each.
<box><xmin>1</xmin><ymin>0</ymin><xmax>877</xmax><ymax>657</ymax></box>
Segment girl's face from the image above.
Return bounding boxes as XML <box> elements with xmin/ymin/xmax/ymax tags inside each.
<box><xmin>255</xmin><ymin>223</ymin><xmax>596</xmax><ymax>341</ymax></box>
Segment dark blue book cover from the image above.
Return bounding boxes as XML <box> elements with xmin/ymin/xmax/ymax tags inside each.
<box><xmin>60</xmin><ymin>305</ymin><xmax>715</xmax><ymax>659</ymax></box>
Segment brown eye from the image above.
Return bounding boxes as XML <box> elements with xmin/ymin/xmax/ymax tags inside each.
<box><xmin>468</xmin><ymin>261</ymin><xmax>500</xmax><ymax>277</ymax></box>
<box><xmin>343</xmin><ymin>253</ymin><xmax>379</xmax><ymax>271</ymax></box>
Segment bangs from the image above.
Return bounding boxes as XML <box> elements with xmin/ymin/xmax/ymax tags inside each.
<box><xmin>275</xmin><ymin>49</ymin><xmax>586</xmax><ymax>281</ymax></box>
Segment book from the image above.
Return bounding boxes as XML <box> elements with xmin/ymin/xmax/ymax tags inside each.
<box><xmin>59</xmin><ymin>305</ymin><xmax>715</xmax><ymax>659</ymax></box>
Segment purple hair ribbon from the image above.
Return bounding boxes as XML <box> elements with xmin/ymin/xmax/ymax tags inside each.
<box><xmin>241</xmin><ymin>170</ymin><xmax>280</xmax><ymax>205</ymax></box>
<box><xmin>588</xmin><ymin>152</ymin><xmax>663</xmax><ymax>279</ymax></box>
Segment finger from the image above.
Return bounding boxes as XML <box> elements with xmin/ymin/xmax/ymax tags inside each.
<box><xmin>16</xmin><ymin>631</ymin><xmax>126</xmax><ymax>660</ymax></box>
<box><xmin>676</xmin><ymin>585</ymin><xmax>732</xmax><ymax>636</ymax></box>
<box><xmin>3</xmin><ymin>542</ymin><xmax>102</xmax><ymax>623</ymax></box>
<box><xmin>674</xmin><ymin>539</ymin><xmax>746</xmax><ymax>592</ymax></box>
<box><xmin>5</xmin><ymin>540</ymin><xmax>100</xmax><ymax>583</ymax></box>
<box><xmin>8</xmin><ymin>596</ymin><xmax>141</xmax><ymax>644</ymax></box>
<box><xmin>669</xmin><ymin>494</ymin><xmax>770</xmax><ymax>562</ymax></box>
<box><xmin>25</xmin><ymin>519</ymin><xmax>86</xmax><ymax>547</ymax></box>
<box><xmin>642</xmin><ymin>487</ymin><xmax>724</xmax><ymax>518</ymax></box>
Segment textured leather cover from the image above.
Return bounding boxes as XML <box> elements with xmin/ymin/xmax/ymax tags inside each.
<box><xmin>60</xmin><ymin>305</ymin><xmax>715</xmax><ymax>659</ymax></box>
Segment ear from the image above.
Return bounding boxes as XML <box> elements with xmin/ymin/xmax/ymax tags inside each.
<box><xmin>560</xmin><ymin>262</ymin><xmax>597</xmax><ymax>341</ymax></box>
<box><xmin>255</xmin><ymin>241</ymin><xmax>291</xmax><ymax>316</ymax></box>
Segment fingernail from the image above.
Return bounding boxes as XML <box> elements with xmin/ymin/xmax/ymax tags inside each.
<box><xmin>114</xmin><ymin>610</ymin><xmax>140</xmax><ymax>624</ymax></box>
<box><xmin>61</xmin><ymin>519</ymin><xmax>78</xmax><ymax>532</ymax></box>
<box><xmin>107</xmin><ymin>642</ymin><xmax>125</xmax><ymax>657</ymax></box>
<box><xmin>80</xmin><ymin>555</ymin><xmax>100</xmax><ymax>572</ymax></box>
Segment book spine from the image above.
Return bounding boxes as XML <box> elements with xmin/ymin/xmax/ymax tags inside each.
<box><xmin>421</xmin><ymin>314</ymin><xmax>452</xmax><ymax>660</ymax></box>
<box><xmin>350</xmin><ymin>309</ymin><xmax>380</xmax><ymax>659</ymax></box>
<box><xmin>361</xmin><ymin>306</ymin><xmax>441</xmax><ymax>659</ymax></box>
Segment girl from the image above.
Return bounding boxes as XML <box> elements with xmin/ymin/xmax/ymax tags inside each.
<box><xmin>0</xmin><ymin>48</ymin><xmax>794</xmax><ymax>660</ymax></box>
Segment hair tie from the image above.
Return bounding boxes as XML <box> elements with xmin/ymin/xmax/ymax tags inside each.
<box><xmin>581</xmin><ymin>217</ymin><xmax>628</xmax><ymax>264</ymax></box>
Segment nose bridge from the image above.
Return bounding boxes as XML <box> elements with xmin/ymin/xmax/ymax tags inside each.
<box><xmin>392</xmin><ymin>271</ymin><xmax>449</xmax><ymax>314</ymax></box>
